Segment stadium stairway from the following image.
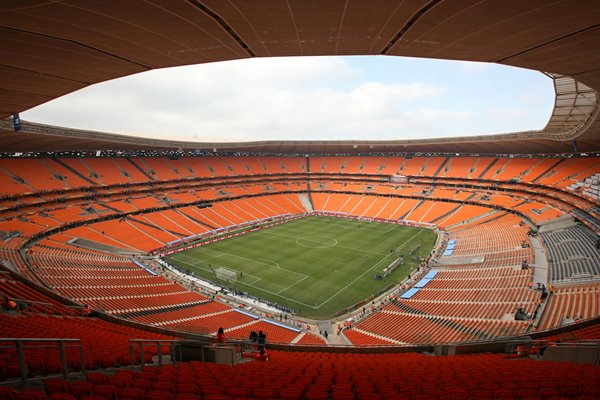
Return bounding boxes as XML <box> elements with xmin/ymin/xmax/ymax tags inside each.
<box><xmin>298</xmin><ymin>193</ymin><xmax>314</xmax><ymax>212</ymax></box>
<box><xmin>530</xmin><ymin>236</ymin><xmax>549</xmax><ymax>285</ymax></box>
<box><xmin>346</xmin><ymin>327</ymin><xmax>403</xmax><ymax>344</ymax></box>
<box><xmin>116</xmin><ymin>299</ymin><xmax>210</xmax><ymax>319</ymax></box>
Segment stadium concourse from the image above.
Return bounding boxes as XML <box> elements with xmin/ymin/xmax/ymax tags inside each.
<box><xmin>1</xmin><ymin>0</ymin><xmax>600</xmax><ymax>398</ymax></box>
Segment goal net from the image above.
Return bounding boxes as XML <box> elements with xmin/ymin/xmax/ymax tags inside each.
<box><xmin>216</xmin><ymin>267</ymin><xmax>238</xmax><ymax>282</ymax></box>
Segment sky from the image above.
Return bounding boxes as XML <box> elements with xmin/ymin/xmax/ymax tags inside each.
<box><xmin>22</xmin><ymin>55</ymin><xmax>555</xmax><ymax>143</ymax></box>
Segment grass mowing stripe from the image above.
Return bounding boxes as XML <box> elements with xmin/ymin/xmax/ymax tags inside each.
<box><xmin>316</xmin><ymin>228</ymin><xmax>429</xmax><ymax>309</ymax></box>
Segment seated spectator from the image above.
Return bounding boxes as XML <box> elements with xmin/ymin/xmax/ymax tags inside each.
<box><xmin>256</xmin><ymin>349</ymin><xmax>269</xmax><ymax>362</ymax></box>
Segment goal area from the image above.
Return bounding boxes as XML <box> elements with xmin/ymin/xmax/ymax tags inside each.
<box><xmin>216</xmin><ymin>267</ymin><xmax>238</xmax><ymax>282</ymax></box>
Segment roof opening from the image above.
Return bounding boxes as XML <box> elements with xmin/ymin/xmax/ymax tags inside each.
<box><xmin>23</xmin><ymin>56</ymin><xmax>554</xmax><ymax>142</ymax></box>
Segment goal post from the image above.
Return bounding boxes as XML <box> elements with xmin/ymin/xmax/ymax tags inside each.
<box><xmin>215</xmin><ymin>267</ymin><xmax>238</xmax><ymax>282</ymax></box>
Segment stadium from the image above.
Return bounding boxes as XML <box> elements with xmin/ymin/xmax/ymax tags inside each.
<box><xmin>1</xmin><ymin>1</ymin><xmax>599</xmax><ymax>399</ymax></box>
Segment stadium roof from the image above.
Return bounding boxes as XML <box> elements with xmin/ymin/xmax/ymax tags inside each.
<box><xmin>0</xmin><ymin>0</ymin><xmax>599</xmax><ymax>154</ymax></box>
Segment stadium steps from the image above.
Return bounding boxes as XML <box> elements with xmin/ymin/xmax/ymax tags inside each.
<box><xmin>224</xmin><ymin>318</ymin><xmax>260</xmax><ymax>332</ymax></box>
<box><xmin>97</xmin><ymin>202</ymin><xmax>124</xmax><ymax>214</ymax></box>
<box><xmin>531</xmin><ymin>158</ymin><xmax>565</xmax><ymax>183</ymax></box>
<box><xmin>445</xmin><ymin>210</ymin><xmax>503</xmax><ymax>230</ymax></box>
<box><xmin>290</xmin><ymin>331</ymin><xmax>306</xmax><ymax>344</ymax></box>
<box><xmin>51</xmin><ymin>157</ymin><xmax>98</xmax><ymax>185</ymax></box>
<box><xmin>304</xmin><ymin>156</ymin><xmax>316</xmax><ymax>210</ymax></box>
<box><xmin>128</xmin><ymin>216</ymin><xmax>187</xmax><ymax>237</ymax></box>
<box><xmin>390</xmin><ymin>300</ymin><xmax>427</xmax><ymax>315</ymax></box>
<box><xmin>38</xmin><ymin>159</ymin><xmax>72</xmax><ymax>189</ymax></box>
<box><xmin>427</xmin><ymin>315</ymin><xmax>488</xmax><ymax>340</ymax></box>
<box><xmin>111</xmin><ymin>158</ymin><xmax>133</xmax><ymax>183</ymax></box>
<box><xmin>477</xmin><ymin>157</ymin><xmax>500</xmax><ymax>178</ymax></box>
<box><xmin>351</xmin><ymin>327</ymin><xmax>403</xmax><ymax>344</ymax></box>
<box><xmin>433</xmin><ymin>156</ymin><xmax>451</xmax><ymax>177</ymax></box>
<box><xmin>510</xmin><ymin>199</ymin><xmax>529</xmax><ymax>209</ymax></box>
<box><xmin>154</xmin><ymin>308</ymin><xmax>235</xmax><ymax>328</ymax></box>
<box><xmin>126</xmin><ymin>157</ymin><xmax>155</xmax><ymax>181</ymax></box>
<box><xmin>174</xmin><ymin>209</ymin><xmax>217</xmax><ymax>230</ymax></box>
<box><xmin>429</xmin><ymin>193</ymin><xmax>477</xmax><ymax>224</ymax></box>
<box><xmin>298</xmin><ymin>193</ymin><xmax>314</xmax><ymax>212</ymax></box>
<box><xmin>109</xmin><ymin>299</ymin><xmax>210</xmax><ymax>319</ymax></box>
<box><xmin>256</xmin><ymin>158</ymin><xmax>269</xmax><ymax>173</ymax></box>
<box><xmin>378</xmin><ymin>157</ymin><xmax>388</xmax><ymax>173</ymax></box>
<box><xmin>0</xmin><ymin>166</ymin><xmax>37</xmax><ymax>193</ymax></box>
<box><xmin>399</xmin><ymin>199</ymin><xmax>425</xmax><ymax>220</ymax></box>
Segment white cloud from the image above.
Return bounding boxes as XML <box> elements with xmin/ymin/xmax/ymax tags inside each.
<box><xmin>24</xmin><ymin>57</ymin><xmax>454</xmax><ymax>141</ymax></box>
<box><xmin>456</xmin><ymin>60</ymin><xmax>491</xmax><ymax>73</ymax></box>
<box><xmin>22</xmin><ymin>56</ymin><xmax>549</xmax><ymax>142</ymax></box>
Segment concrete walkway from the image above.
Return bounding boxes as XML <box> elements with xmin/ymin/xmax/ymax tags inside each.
<box><xmin>530</xmin><ymin>236</ymin><xmax>549</xmax><ymax>286</ymax></box>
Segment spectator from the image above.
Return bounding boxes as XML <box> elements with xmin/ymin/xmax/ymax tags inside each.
<box><xmin>216</xmin><ymin>327</ymin><xmax>226</xmax><ymax>344</ymax></box>
<box><xmin>256</xmin><ymin>349</ymin><xmax>269</xmax><ymax>362</ymax></box>
<box><xmin>257</xmin><ymin>330</ymin><xmax>266</xmax><ymax>350</ymax></box>
<box><xmin>249</xmin><ymin>331</ymin><xmax>258</xmax><ymax>343</ymax></box>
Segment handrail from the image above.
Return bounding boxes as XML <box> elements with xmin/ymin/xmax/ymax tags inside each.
<box><xmin>0</xmin><ymin>338</ymin><xmax>83</xmax><ymax>384</ymax></box>
<box><xmin>129</xmin><ymin>339</ymin><xmax>181</xmax><ymax>367</ymax></box>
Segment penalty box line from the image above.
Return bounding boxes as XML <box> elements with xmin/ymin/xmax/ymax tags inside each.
<box><xmin>174</xmin><ymin>252</ymin><xmax>224</xmax><ymax>266</ymax></box>
<box><xmin>218</xmin><ymin>250</ymin><xmax>310</xmax><ymax>281</ymax></box>
<box><xmin>174</xmin><ymin>249</ymin><xmax>315</xmax><ymax>307</ymax></box>
<box><xmin>208</xmin><ymin>250</ymin><xmax>319</xmax><ymax>309</ymax></box>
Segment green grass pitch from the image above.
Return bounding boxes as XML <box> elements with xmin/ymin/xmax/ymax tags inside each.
<box><xmin>165</xmin><ymin>216</ymin><xmax>436</xmax><ymax>319</ymax></box>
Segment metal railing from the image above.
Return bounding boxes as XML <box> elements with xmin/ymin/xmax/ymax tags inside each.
<box><xmin>4</xmin><ymin>297</ymin><xmax>85</xmax><ymax>316</ymax></box>
<box><xmin>129</xmin><ymin>339</ymin><xmax>181</xmax><ymax>367</ymax></box>
<box><xmin>0</xmin><ymin>338</ymin><xmax>83</xmax><ymax>384</ymax></box>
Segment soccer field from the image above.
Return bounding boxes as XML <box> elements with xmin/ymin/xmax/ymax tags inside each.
<box><xmin>165</xmin><ymin>216</ymin><xmax>436</xmax><ymax>319</ymax></box>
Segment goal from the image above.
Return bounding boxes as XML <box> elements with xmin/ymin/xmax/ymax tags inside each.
<box><xmin>216</xmin><ymin>267</ymin><xmax>238</xmax><ymax>282</ymax></box>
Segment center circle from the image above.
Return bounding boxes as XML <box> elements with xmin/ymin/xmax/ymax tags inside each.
<box><xmin>295</xmin><ymin>236</ymin><xmax>338</xmax><ymax>249</ymax></box>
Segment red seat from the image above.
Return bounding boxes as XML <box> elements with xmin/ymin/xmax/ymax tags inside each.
<box><xmin>14</xmin><ymin>389</ymin><xmax>46</xmax><ymax>400</ymax></box>
<box><xmin>136</xmin><ymin>372</ymin><xmax>155</xmax><ymax>381</ymax></box>
<box><xmin>49</xmin><ymin>394</ymin><xmax>77</xmax><ymax>400</ymax></box>
<box><xmin>278</xmin><ymin>388</ymin><xmax>303</xmax><ymax>400</ymax></box>
<box><xmin>68</xmin><ymin>382</ymin><xmax>93</xmax><ymax>400</ymax></box>
<box><xmin>85</xmin><ymin>373</ymin><xmax>108</xmax><ymax>386</ymax></box>
<box><xmin>144</xmin><ymin>392</ymin><xmax>171</xmax><ymax>400</ymax></box>
<box><xmin>44</xmin><ymin>378</ymin><xmax>69</xmax><ymax>395</ymax></box>
<box><xmin>92</xmin><ymin>385</ymin><xmax>117</xmax><ymax>400</ymax></box>
<box><xmin>175</xmin><ymin>385</ymin><xmax>198</xmax><ymax>395</ymax></box>
<box><xmin>583</xmin><ymin>387</ymin><xmax>600</xmax><ymax>397</ymax></box>
<box><xmin>130</xmin><ymin>380</ymin><xmax>151</xmax><ymax>392</ymax></box>
<box><xmin>117</xmin><ymin>388</ymin><xmax>144</xmax><ymax>400</ymax></box>
<box><xmin>252</xmin><ymin>388</ymin><xmax>276</xmax><ymax>399</ymax></box>
<box><xmin>107</xmin><ymin>376</ymin><xmax>129</xmax><ymax>389</ymax></box>
<box><xmin>540</xmin><ymin>388</ymin><xmax>561</xmax><ymax>399</ymax></box>
<box><xmin>305</xmin><ymin>391</ymin><xmax>328</xmax><ymax>400</ymax></box>
<box><xmin>203</xmin><ymin>396</ymin><xmax>231</xmax><ymax>400</ymax></box>
<box><xmin>0</xmin><ymin>387</ymin><xmax>16</xmax><ymax>400</ymax></box>
<box><xmin>331</xmin><ymin>393</ymin><xmax>354</xmax><ymax>400</ymax></box>
<box><xmin>150</xmin><ymin>383</ymin><xmax>173</xmax><ymax>394</ymax></box>
<box><xmin>225</xmin><ymin>388</ymin><xmax>248</xmax><ymax>398</ymax></box>
<box><xmin>172</xmin><ymin>395</ymin><xmax>199</xmax><ymax>400</ymax></box>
